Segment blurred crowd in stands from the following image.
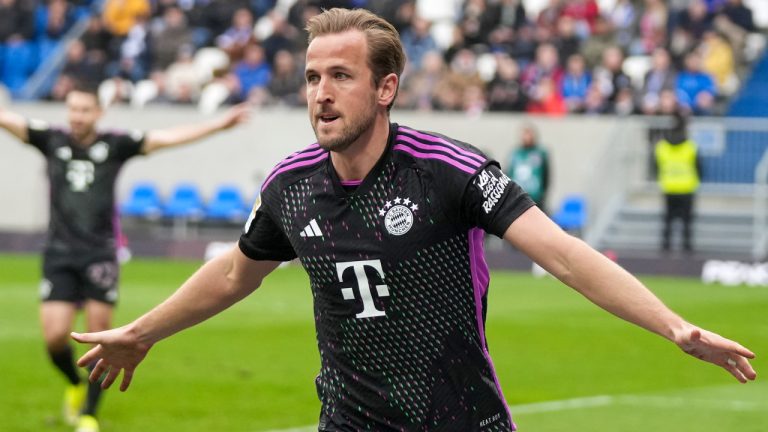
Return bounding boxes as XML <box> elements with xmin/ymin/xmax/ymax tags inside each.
<box><xmin>1</xmin><ymin>0</ymin><xmax>764</xmax><ymax>116</ymax></box>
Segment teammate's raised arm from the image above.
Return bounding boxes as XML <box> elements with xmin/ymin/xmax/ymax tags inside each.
<box><xmin>0</xmin><ymin>106</ymin><xmax>30</xmax><ymax>142</ymax></box>
<box><xmin>503</xmin><ymin>205</ymin><xmax>757</xmax><ymax>383</ymax></box>
<box><xmin>72</xmin><ymin>247</ymin><xmax>281</xmax><ymax>391</ymax></box>
<box><xmin>141</xmin><ymin>103</ymin><xmax>251</xmax><ymax>154</ymax></box>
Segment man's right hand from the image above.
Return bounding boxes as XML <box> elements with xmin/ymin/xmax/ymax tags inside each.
<box><xmin>71</xmin><ymin>326</ymin><xmax>153</xmax><ymax>391</ymax></box>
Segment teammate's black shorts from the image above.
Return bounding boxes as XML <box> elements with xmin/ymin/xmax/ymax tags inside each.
<box><xmin>41</xmin><ymin>249</ymin><xmax>119</xmax><ymax>305</ymax></box>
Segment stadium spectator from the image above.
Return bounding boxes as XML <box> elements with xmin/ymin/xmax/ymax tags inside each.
<box><xmin>713</xmin><ymin>0</ymin><xmax>755</xmax><ymax>66</ymax></box>
<box><xmin>287</xmin><ymin>0</ymin><xmax>324</xmax><ymax>33</ymax></box>
<box><xmin>634</xmin><ymin>0</ymin><xmax>668</xmax><ymax>55</ymax></box>
<box><xmin>717</xmin><ymin>0</ymin><xmax>755</xmax><ymax>32</ymax></box>
<box><xmin>582</xmin><ymin>82</ymin><xmax>610</xmax><ymax>114</ymax></box>
<box><xmin>107</xmin><ymin>14</ymin><xmax>150</xmax><ymax>82</ymax></box>
<box><xmin>508</xmin><ymin>23</ymin><xmax>537</xmax><ymax>64</ymax></box>
<box><xmin>400</xmin><ymin>14</ymin><xmax>437</xmax><ymax>70</ymax></box>
<box><xmin>592</xmin><ymin>45</ymin><xmax>632</xmax><ymax>104</ymax></box>
<box><xmin>102</xmin><ymin>0</ymin><xmax>150</xmax><ymax>37</ymax></box>
<box><xmin>608</xmin><ymin>0</ymin><xmax>637</xmax><ymax>51</ymax></box>
<box><xmin>215</xmin><ymin>7</ymin><xmax>255</xmax><ymax>61</ymax></box>
<box><xmin>163</xmin><ymin>44</ymin><xmax>204</xmax><ymax>103</ymax></box>
<box><xmin>506</xmin><ymin>123</ymin><xmax>550</xmax><ymax>211</ymax></box>
<box><xmin>676</xmin><ymin>51</ymin><xmax>717</xmax><ymax>115</ymax></box>
<box><xmin>230</xmin><ymin>42</ymin><xmax>272</xmax><ymax>104</ymax></box>
<box><xmin>490</xmin><ymin>0</ymin><xmax>527</xmax><ymax>31</ymax></box>
<box><xmin>521</xmin><ymin>43</ymin><xmax>564</xmax><ymax>110</ymax></box>
<box><xmin>0</xmin><ymin>85</ymin><xmax>251</xmax><ymax>432</ymax></box>
<box><xmin>526</xmin><ymin>77</ymin><xmax>567</xmax><ymax>115</ymax></box>
<box><xmin>80</xmin><ymin>15</ymin><xmax>111</xmax><ymax>57</ymax></box>
<box><xmin>560</xmin><ymin>0</ymin><xmax>599</xmax><ymax>38</ymax></box>
<box><xmin>72</xmin><ymin>10</ymin><xmax>756</xmax><ymax>432</ymax></box>
<box><xmin>655</xmin><ymin>111</ymin><xmax>701</xmax><ymax>253</ymax></box>
<box><xmin>678</xmin><ymin>0</ymin><xmax>714</xmax><ymax>41</ymax></box>
<box><xmin>486</xmin><ymin>53</ymin><xmax>526</xmax><ymax>112</ymax></box>
<box><xmin>149</xmin><ymin>6</ymin><xmax>193</xmax><ymax>72</ymax></box>
<box><xmin>50</xmin><ymin>40</ymin><xmax>105</xmax><ymax>101</ymax></box>
<box><xmin>460</xmin><ymin>0</ymin><xmax>498</xmax><ymax>47</ymax></box>
<box><xmin>700</xmin><ymin>30</ymin><xmax>736</xmax><ymax>94</ymax></box>
<box><xmin>580</xmin><ymin>15</ymin><xmax>615</xmax><ymax>68</ymax></box>
<box><xmin>561</xmin><ymin>53</ymin><xmax>591</xmax><ymax>113</ymax></box>
<box><xmin>554</xmin><ymin>15</ymin><xmax>581</xmax><ymax>64</ymax></box>
<box><xmin>537</xmin><ymin>0</ymin><xmax>564</xmax><ymax>35</ymax></box>
<box><xmin>640</xmin><ymin>47</ymin><xmax>678</xmax><ymax>115</ymax></box>
<box><xmin>260</xmin><ymin>12</ymin><xmax>302</xmax><ymax>66</ymax></box>
<box><xmin>266</xmin><ymin>49</ymin><xmax>304</xmax><ymax>106</ymax></box>
<box><xmin>397</xmin><ymin>50</ymin><xmax>443</xmax><ymax>110</ymax></box>
<box><xmin>0</xmin><ymin>0</ymin><xmax>35</xmax><ymax>44</ymax></box>
<box><xmin>38</xmin><ymin>0</ymin><xmax>78</xmax><ymax>42</ymax></box>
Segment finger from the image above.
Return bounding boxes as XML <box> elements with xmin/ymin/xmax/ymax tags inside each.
<box><xmin>89</xmin><ymin>358</ymin><xmax>109</xmax><ymax>383</ymax></box>
<box><xmin>730</xmin><ymin>343</ymin><xmax>756</xmax><ymax>360</ymax></box>
<box><xmin>735</xmin><ymin>356</ymin><xmax>758</xmax><ymax>381</ymax></box>
<box><xmin>101</xmin><ymin>366</ymin><xmax>121</xmax><ymax>390</ymax></box>
<box><xmin>120</xmin><ymin>369</ymin><xmax>135</xmax><ymax>392</ymax></box>
<box><xmin>71</xmin><ymin>331</ymin><xmax>99</xmax><ymax>344</ymax></box>
<box><xmin>77</xmin><ymin>346</ymin><xmax>103</xmax><ymax>368</ymax></box>
<box><xmin>724</xmin><ymin>358</ymin><xmax>748</xmax><ymax>383</ymax></box>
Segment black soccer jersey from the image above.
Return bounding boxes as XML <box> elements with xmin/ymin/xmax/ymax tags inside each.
<box><xmin>239</xmin><ymin>123</ymin><xmax>535</xmax><ymax>431</ymax></box>
<box><xmin>26</xmin><ymin>120</ymin><xmax>145</xmax><ymax>252</ymax></box>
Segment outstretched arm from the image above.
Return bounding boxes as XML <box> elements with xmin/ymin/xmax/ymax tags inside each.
<box><xmin>504</xmin><ymin>206</ymin><xmax>757</xmax><ymax>383</ymax></box>
<box><xmin>71</xmin><ymin>247</ymin><xmax>281</xmax><ymax>391</ymax></box>
<box><xmin>141</xmin><ymin>103</ymin><xmax>251</xmax><ymax>154</ymax></box>
<box><xmin>0</xmin><ymin>106</ymin><xmax>29</xmax><ymax>142</ymax></box>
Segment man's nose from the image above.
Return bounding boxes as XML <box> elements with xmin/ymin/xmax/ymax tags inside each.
<box><xmin>314</xmin><ymin>77</ymin><xmax>334</xmax><ymax>104</ymax></box>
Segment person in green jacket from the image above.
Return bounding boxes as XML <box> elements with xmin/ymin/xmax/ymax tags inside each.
<box><xmin>506</xmin><ymin>123</ymin><xmax>551</xmax><ymax>213</ymax></box>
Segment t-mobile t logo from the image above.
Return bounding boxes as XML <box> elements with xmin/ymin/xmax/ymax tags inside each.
<box><xmin>336</xmin><ymin>260</ymin><xmax>390</xmax><ymax>319</ymax></box>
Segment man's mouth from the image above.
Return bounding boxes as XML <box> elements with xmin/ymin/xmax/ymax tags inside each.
<box><xmin>318</xmin><ymin>113</ymin><xmax>340</xmax><ymax>124</ymax></box>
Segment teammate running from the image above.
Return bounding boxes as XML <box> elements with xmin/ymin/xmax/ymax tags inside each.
<box><xmin>0</xmin><ymin>86</ymin><xmax>249</xmax><ymax>432</ymax></box>
<box><xmin>71</xmin><ymin>9</ymin><xmax>756</xmax><ymax>432</ymax></box>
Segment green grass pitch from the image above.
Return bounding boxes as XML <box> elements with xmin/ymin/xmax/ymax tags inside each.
<box><xmin>1</xmin><ymin>253</ymin><xmax>766</xmax><ymax>431</ymax></box>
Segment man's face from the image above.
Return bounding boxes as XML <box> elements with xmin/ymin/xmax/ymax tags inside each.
<box><xmin>66</xmin><ymin>91</ymin><xmax>102</xmax><ymax>139</ymax></box>
<box><xmin>305</xmin><ymin>30</ymin><xmax>380</xmax><ymax>152</ymax></box>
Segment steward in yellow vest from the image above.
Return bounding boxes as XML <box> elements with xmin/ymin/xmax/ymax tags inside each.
<box><xmin>655</xmin><ymin>139</ymin><xmax>700</xmax><ymax>194</ymax></box>
<box><xmin>654</xmin><ymin>114</ymin><xmax>700</xmax><ymax>252</ymax></box>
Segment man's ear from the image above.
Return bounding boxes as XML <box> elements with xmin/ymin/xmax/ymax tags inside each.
<box><xmin>378</xmin><ymin>73</ymin><xmax>399</xmax><ymax>107</ymax></box>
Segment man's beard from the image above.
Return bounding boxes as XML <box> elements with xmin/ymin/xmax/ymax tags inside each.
<box><xmin>314</xmin><ymin>101</ymin><xmax>377</xmax><ymax>152</ymax></box>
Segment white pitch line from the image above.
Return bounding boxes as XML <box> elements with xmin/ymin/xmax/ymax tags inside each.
<box><xmin>259</xmin><ymin>392</ymin><xmax>766</xmax><ymax>432</ymax></box>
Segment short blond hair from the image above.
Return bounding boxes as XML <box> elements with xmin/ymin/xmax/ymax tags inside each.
<box><xmin>306</xmin><ymin>8</ymin><xmax>406</xmax><ymax>110</ymax></box>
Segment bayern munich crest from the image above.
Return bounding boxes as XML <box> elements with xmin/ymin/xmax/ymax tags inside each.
<box><xmin>379</xmin><ymin>197</ymin><xmax>418</xmax><ymax>236</ymax></box>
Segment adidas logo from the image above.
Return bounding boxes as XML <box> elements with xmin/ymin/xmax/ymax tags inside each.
<box><xmin>299</xmin><ymin>219</ymin><xmax>323</xmax><ymax>238</ymax></box>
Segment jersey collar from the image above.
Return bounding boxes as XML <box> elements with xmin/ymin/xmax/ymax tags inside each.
<box><xmin>327</xmin><ymin>122</ymin><xmax>398</xmax><ymax>199</ymax></box>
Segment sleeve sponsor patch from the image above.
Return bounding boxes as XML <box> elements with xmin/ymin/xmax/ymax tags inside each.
<box><xmin>474</xmin><ymin>168</ymin><xmax>511</xmax><ymax>214</ymax></box>
<box><xmin>28</xmin><ymin>118</ymin><xmax>50</xmax><ymax>131</ymax></box>
<box><xmin>244</xmin><ymin>195</ymin><xmax>262</xmax><ymax>232</ymax></box>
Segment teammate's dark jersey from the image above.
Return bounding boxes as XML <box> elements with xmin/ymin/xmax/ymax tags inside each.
<box><xmin>239</xmin><ymin>123</ymin><xmax>534</xmax><ymax>431</ymax></box>
<box><xmin>26</xmin><ymin>119</ymin><xmax>145</xmax><ymax>252</ymax></box>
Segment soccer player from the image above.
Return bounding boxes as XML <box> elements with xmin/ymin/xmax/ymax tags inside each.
<box><xmin>0</xmin><ymin>87</ymin><xmax>250</xmax><ymax>432</ymax></box>
<box><xmin>71</xmin><ymin>9</ymin><xmax>756</xmax><ymax>432</ymax></box>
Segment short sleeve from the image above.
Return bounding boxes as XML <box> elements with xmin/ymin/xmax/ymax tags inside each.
<box><xmin>238</xmin><ymin>195</ymin><xmax>297</xmax><ymax>261</ymax></box>
<box><xmin>462</xmin><ymin>163</ymin><xmax>536</xmax><ymax>237</ymax></box>
<box><xmin>110</xmin><ymin>130</ymin><xmax>146</xmax><ymax>161</ymax></box>
<box><xmin>26</xmin><ymin>119</ymin><xmax>53</xmax><ymax>154</ymax></box>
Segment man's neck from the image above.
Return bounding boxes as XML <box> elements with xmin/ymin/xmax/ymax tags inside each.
<box><xmin>72</xmin><ymin>130</ymin><xmax>98</xmax><ymax>148</ymax></box>
<box><xmin>330</xmin><ymin>117</ymin><xmax>390</xmax><ymax>181</ymax></box>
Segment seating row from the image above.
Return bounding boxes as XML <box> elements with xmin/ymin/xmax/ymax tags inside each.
<box><xmin>121</xmin><ymin>182</ymin><xmax>255</xmax><ymax>223</ymax></box>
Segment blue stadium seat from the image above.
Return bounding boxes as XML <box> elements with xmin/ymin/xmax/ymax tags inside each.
<box><xmin>552</xmin><ymin>195</ymin><xmax>587</xmax><ymax>233</ymax></box>
<box><xmin>205</xmin><ymin>185</ymin><xmax>248</xmax><ymax>222</ymax></box>
<box><xmin>120</xmin><ymin>182</ymin><xmax>162</xmax><ymax>219</ymax></box>
<box><xmin>163</xmin><ymin>183</ymin><xmax>205</xmax><ymax>220</ymax></box>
